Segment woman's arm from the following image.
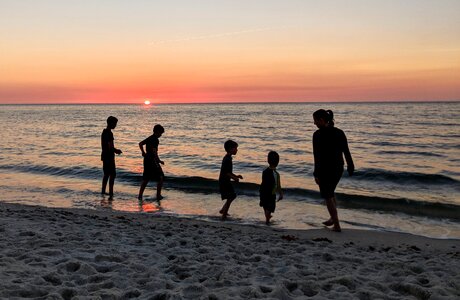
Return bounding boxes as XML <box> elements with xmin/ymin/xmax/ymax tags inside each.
<box><xmin>313</xmin><ymin>131</ymin><xmax>321</xmax><ymax>179</ymax></box>
<box><xmin>342</xmin><ymin>133</ymin><xmax>354</xmax><ymax>176</ymax></box>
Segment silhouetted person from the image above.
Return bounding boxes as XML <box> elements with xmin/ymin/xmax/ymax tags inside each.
<box><xmin>259</xmin><ymin>151</ymin><xmax>283</xmax><ymax>225</ymax></box>
<box><xmin>101</xmin><ymin>116</ymin><xmax>122</xmax><ymax>199</ymax></box>
<box><xmin>219</xmin><ymin>140</ymin><xmax>243</xmax><ymax>220</ymax></box>
<box><xmin>138</xmin><ymin>124</ymin><xmax>165</xmax><ymax>200</ymax></box>
<box><xmin>313</xmin><ymin>109</ymin><xmax>354</xmax><ymax>232</ymax></box>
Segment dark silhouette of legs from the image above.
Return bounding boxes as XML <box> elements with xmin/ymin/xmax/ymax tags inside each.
<box><xmin>156</xmin><ymin>176</ymin><xmax>164</xmax><ymax>200</ymax></box>
<box><xmin>138</xmin><ymin>179</ymin><xmax>149</xmax><ymax>200</ymax></box>
<box><xmin>264</xmin><ymin>209</ymin><xmax>272</xmax><ymax>225</ymax></box>
<box><xmin>101</xmin><ymin>174</ymin><xmax>109</xmax><ymax>195</ymax></box>
<box><xmin>220</xmin><ymin>199</ymin><xmax>234</xmax><ymax>220</ymax></box>
<box><xmin>325</xmin><ymin>196</ymin><xmax>341</xmax><ymax>232</ymax></box>
<box><xmin>108</xmin><ymin>174</ymin><xmax>115</xmax><ymax>199</ymax></box>
<box><xmin>102</xmin><ymin>173</ymin><xmax>115</xmax><ymax>199</ymax></box>
<box><xmin>138</xmin><ymin>176</ymin><xmax>163</xmax><ymax>200</ymax></box>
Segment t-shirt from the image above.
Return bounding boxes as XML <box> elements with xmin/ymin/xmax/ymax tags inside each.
<box><xmin>141</xmin><ymin>135</ymin><xmax>160</xmax><ymax>157</ymax></box>
<box><xmin>101</xmin><ymin>129</ymin><xmax>114</xmax><ymax>160</ymax></box>
<box><xmin>219</xmin><ymin>154</ymin><xmax>233</xmax><ymax>183</ymax></box>
<box><xmin>260</xmin><ymin>167</ymin><xmax>281</xmax><ymax>198</ymax></box>
<box><xmin>313</xmin><ymin>126</ymin><xmax>349</xmax><ymax>176</ymax></box>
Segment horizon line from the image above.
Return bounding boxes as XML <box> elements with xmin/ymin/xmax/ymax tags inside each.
<box><xmin>0</xmin><ymin>99</ymin><xmax>459</xmax><ymax>105</ymax></box>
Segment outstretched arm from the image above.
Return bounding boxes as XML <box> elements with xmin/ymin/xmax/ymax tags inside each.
<box><xmin>227</xmin><ymin>172</ymin><xmax>243</xmax><ymax>182</ymax></box>
<box><xmin>107</xmin><ymin>140</ymin><xmax>122</xmax><ymax>155</ymax></box>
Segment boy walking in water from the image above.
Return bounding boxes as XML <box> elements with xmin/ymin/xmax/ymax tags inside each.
<box><xmin>101</xmin><ymin>116</ymin><xmax>123</xmax><ymax>199</ymax></box>
<box><xmin>219</xmin><ymin>140</ymin><xmax>243</xmax><ymax>220</ymax></box>
<box><xmin>138</xmin><ymin>124</ymin><xmax>165</xmax><ymax>200</ymax></box>
<box><xmin>259</xmin><ymin>151</ymin><xmax>283</xmax><ymax>225</ymax></box>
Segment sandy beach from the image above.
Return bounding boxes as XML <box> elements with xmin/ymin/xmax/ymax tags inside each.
<box><xmin>0</xmin><ymin>201</ymin><xmax>459</xmax><ymax>300</ymax></box>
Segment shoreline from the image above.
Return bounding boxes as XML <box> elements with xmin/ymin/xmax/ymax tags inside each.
<box><xmin>1</xmin><ymin>201</ymin><xmax>459</xmax><ymax>299</ymax></box>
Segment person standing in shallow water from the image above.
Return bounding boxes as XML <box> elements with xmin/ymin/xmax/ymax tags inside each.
<box><xmin>138</xmin><ymin>124</ymin><xmax>165</xmax><ymax>201</ymax></box>
<box><xmin>312</xmin><ymin>109</ymin><xmax>354</xmax><ymax>232</ymax></box>
<box><xmin>219</xmin><ymin>140</ymin><xmax>243</xmax><ymax>220</ymax></box>
<box><xmin>259</xmin><ymin>151</ymin><xmax>283</xmax><ymax>225</ymax></box>
<box><xmin>101</xmin><ymin>116</ymin><xmax>123</xmax><ymax>199</ymax></box>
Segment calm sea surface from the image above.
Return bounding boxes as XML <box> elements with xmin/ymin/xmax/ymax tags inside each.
<box><xmin>0</xmin><ymin>103</ymin><xmax>459</xmax><ymax>238</ymax></box>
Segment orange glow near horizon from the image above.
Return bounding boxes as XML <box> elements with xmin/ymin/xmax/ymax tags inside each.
<box><xmin>1</xmin><ymin>1</ymin><xmax>459</xmax><ymax>104</ymax></box>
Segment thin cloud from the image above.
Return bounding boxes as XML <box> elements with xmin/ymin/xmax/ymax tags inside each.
<box><xmin>149</xmin><ymin>26</ymin><xmax>294</xmax><ymax>45</ymax></box>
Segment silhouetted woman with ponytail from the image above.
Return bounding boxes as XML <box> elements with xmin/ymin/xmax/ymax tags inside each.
<box><xmin>312</xmin><ymin>109</ymin><xmax>354</xmax><ymax>232</ymax></box>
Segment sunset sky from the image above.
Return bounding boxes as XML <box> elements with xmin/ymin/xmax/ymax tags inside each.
<box><xmin>1</xmin><ymin>0</ymin><xmax>459</xmax><ymax>104</ymax></box>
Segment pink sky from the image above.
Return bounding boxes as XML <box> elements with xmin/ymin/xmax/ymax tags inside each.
<box><xmin>1</xmin><ymin>1</ymin><xmax>459</xmax><ymax>104</ymax></box>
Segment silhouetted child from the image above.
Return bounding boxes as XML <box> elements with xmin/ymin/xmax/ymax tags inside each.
<box><xmin>259</xmin><ymin>151</ymin><xmax>283</xmax><ymax>225</ymax></box>
<box><xmin>101</xmin><ymin>116</ymin><xmax>123</xmax><ymax>199</ymax></box>
<box><xmin>219</xmin><ymin>140</ymin><xmax>243</xmax><ymax>220</ymax></box>
<box><xmin>138</xmin><ymin>124</ymin><xmax>165</xmax><ymax>200</ymax></box>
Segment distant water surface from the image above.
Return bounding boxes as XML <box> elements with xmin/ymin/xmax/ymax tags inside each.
<box><xmin>0</xmin><ymin>103</ymin><xmax>459</xmax><ymax>238</ymax></box>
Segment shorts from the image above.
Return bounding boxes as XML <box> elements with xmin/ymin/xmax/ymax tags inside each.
<box><xmin>143</xmin><ymin>157</ymin><xmax>164</xmax><ymax>181</ymax></box>
<box><xmin>102</xmin><ymin>159</ymin><xmax>116</xmax><ymax>176</ymax></box>
<box><xmin>219</xmin><ymin>181</ymin><xmax>236</xmax><ymax>201</ymax></box>
<box><xmin>317</xmin><ymin>168</ymin><xmax>343</xmax><ymax>199</ymax></box>
<box><xmin>260</xmin><ymin>194</ymin><xmax>276</xmax><ymax>213</ymax></box>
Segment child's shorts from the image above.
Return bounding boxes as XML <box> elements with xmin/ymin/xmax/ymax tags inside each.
<box><xmin>102</xmin><ymin>159</ymin><xmax>116</xmax><ymax>176</ymax></box>
<box><xmin>260</xmin><ymin>194</ymin><xmax>276</xmax><ymax>213</ymax></box>
<box><xmin>219</xmin><ymin>181</ymin><xmax>236</xmax><ymax>201</ymax></box>
<box><xmin>143</xmin><ymin>158</ymin><xmax>164</xmax><ymax>181</ymax></box>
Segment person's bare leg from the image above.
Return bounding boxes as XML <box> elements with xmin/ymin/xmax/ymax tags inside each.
<box><xmin>264</xmin><ymin>209</ymin><xmax>272</xmax><ymax>225</ymax></box>
<box><xmin>156</xmin><ymin>176</ymin><xmax>164</xmax><ymax>200</ymax></box>
<box><xmin>322</xmin><ymin>219</ymin><xmax>334</xmax><ymax>226</ymax></box>
<box><xmin>220</xmin><ymin>199</ymin><xmax>233</xmax><ymax>220</ymax></box>
<box><xmin>138</xmin><ymin>179</ymin><xmax>149</xmax><ymax>200</ymax></box>
<box><xmin>325</xmin><ymin>196</ymin><xmax>341</xmax><ymax>232</ymax></box>
<box><xmin>220</xmin><ymin>201</ymin><xmax>229</xmax><ymax>219</ymax></box>
<box><xmin>101</xmin><ymin>174</ymin><xmax>109</xmax><ymax>194</ymax></box>
<box><xmin>219</xmin><ymin>208</ymin><xmax>230</xmax><ymax>216</ymax></box>
<box><xmin>108</xmin><ymin>174</ymin><xmax>115</xmax><ymax>199</ymax></box>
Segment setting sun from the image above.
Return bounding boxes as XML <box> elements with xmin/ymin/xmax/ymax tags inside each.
<box><xmin>144</xmin><ymin>100</ymin><xmax>151</xmax><ymax>105</ymax></box>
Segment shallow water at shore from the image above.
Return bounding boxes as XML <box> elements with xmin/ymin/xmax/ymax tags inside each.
<box><xmin>1</xmin><ymin>170</ymin><xmax>459</xmax><ymax>239</ymax></box>
<box><xmin>0</xmin><ymin>103</ymin><xmax>459</xmax><ymax>238</ymax></box>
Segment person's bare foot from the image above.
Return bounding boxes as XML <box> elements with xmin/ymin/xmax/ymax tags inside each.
<box><xmin>156</xmin><ymin>195</ymin><xmax>164</xmax><ymax>201</ymax></box>
<box><xmin>219</xmin><ymin>209</ymin><xmax>230</xmax><ymax>216</ymax></box>
<box><xmin>331</xmin><ymin>226</ymin><xmax>341</xmax><ymax>232</ymax></box>
<box><xmin>322</xmin><ymin>219</ymin><xmax>334</xmax><ymax>226</ymax></box>
<box><xmin>221</xmin><ymin>213</ymin><xmax>228</xmax><ymax>221</ymax></box>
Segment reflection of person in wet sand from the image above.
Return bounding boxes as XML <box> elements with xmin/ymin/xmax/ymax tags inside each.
<box><xmin>312</xmin><ymin>109</ymin><xmax>354</xmax><ymax>232</ymax></box>
<box><xmin>138</xmin><ymin>124</ymin><xmax>165</xmax><ymax>201</ymax></box>
<box><xmin>101</xmin><ymin>116</ymin><xmax>122</xmax><ymax>199</ymax></box>
<box><xmin>100</xmin><ymin>198</ymin><xmax>113</xmax><ymax>208</ymax></box>
<box><xmin>138</xmin><ymin>198</ymin><xmax>162</xmax><ymax>213</ymax></box>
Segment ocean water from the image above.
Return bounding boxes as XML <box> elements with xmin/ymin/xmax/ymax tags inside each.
<box><xmin>0</xmin><ymin>103</ymin><xmax>459</xmax><ymax>238</ymax></box>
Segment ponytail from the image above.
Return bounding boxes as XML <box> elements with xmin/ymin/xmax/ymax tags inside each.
<box><xmin>326</xmin><ymin>110</ymin><xmax>335</xmax><ymax>127</ymax></box>
<box><xmin>313</xmin><ymin>109</ymin><xmax>335</xmax><ymax>127</ymax></box>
